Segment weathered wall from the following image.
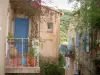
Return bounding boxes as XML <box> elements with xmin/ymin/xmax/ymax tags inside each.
<box><xmin>40</xmin><ymin>8</ymin><xmax>60</xmax><ymax>59</ymax></box>
<box><xmin>0</xmin><ymin>0</ymin><xmax>9</xmax><ymax>75</ymax></box>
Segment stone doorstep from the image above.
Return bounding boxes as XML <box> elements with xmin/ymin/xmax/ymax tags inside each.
<box><xmin>5</xmin><ymin>67</ymin><xmax>40</xmax><ymax>73</ymax></box>
<box><xmin>5</xmin><ymin>73</ymin><xmax>40</xmax><ymax>75</ymax></box>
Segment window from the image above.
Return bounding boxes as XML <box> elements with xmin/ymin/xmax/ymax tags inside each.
<box><xmin>47</xmin><ymin>23</ymin><xmax>53</xmax><ymax>32</ymax></box>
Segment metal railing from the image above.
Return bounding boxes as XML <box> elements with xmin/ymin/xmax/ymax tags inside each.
<box><xmin>65</xmin><ymin>45</ymin><xmax>75</xmax><ymax>57</ymax></box>
<box><xmin>6</xmin><ymin>38</ymin><xmax>39</xmax><ymax>68</ymax></box>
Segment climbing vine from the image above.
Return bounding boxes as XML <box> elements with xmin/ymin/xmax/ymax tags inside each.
<box><xmin>10</xmin><ymin>0</ymin><xmax>58</xmax><ymax>41</ymax></box>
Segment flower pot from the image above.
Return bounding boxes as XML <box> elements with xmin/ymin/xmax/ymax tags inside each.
<box><xmin>9</xmin><ymin>47</ymin><xmax>17</xmax><ymax>59</ymax></box>
<box><xmin>8</xmin><ymin>39</ymin><xmax>15</xmax><ymax>45</ymax></box>
<box><xmin>26</xmin><ymin>55</ymin><xmax>31</xmax><ymax>66</ymax></box>
<box><xmin>30</xmin><ymin>58</ymin><xmax>36</xmax><ymax>67</ymax></box>
<box><xmin>10</xmin><ymin>41</ymin><xmax>15</xmax><ymax>45</ymax></box>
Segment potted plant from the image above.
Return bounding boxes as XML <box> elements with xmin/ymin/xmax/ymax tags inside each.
<box><xmin>26</xmin><ymin>53</ymin><xmax>31</xmax><ymax>66</ymax></box>
<box><xmin>26</xmin><ymin>41</ymin><xmax>39</xmax><ymax>67</ymax></box>
<box><xmin>7</xmin><ymin>32</ymin><xmax>18</xmax><ymax>59</ymax></box>
<box><xmin>29</xmin><ymin>47</ymin><xmax>36</xmax><ymax>67</ymax></box>
<box><xmin>26</xmin><ymin>42</ymin><xmax>32</xmax><ymax>66</ymax></box>
<box><xmin>22</xmin><ymin>52</ymin><xmax>32</xmax><ymax>67</ymax></box>
<box><xmin>7</xmin><ymin>32</ymin><xmax>15</xmax><ymax>45</ymax></box>
<box><xmin>9</xmin><ymin>47</ymin><xmax>17</xmax><ymax>59</ymax></box>
<box><xmin>22</xmin><ymin>51</ymin><xmax>35</xmax><ymax>67</ymax></box>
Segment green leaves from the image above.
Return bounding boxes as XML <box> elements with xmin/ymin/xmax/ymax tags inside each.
<box><xmin>72</xmin><ymin>0</ymin><xmax>100</xmax><ymax>33</ymax></box>
<box><xmin>30</xmin><ymin>48</ymin><xmax>35</xmax><ymax>58</ymax></box>
<box><xmin>7</xmin><ymin>32</ymin><xmax>14</xmax><ymax>39</ymax></box>
<box><xmin>60</xmin><ymin>10</ymin><xmax>72</xmax><ymax>43</ymax></box>
<box><xmin>44</xmin><ymin>63</ymin><xmax>58</xmax><ymax>75</ymax></box>
<box><xmin>58</xmin><ymin>53</ymin><xmax>66</xmax><ymax>67</ymax></box>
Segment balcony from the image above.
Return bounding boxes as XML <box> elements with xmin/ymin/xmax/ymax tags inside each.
<box><xmin>5</xmin><ymin>38</ymin><xmax>40</xmax><ymax>73</ymax></box>
<box><xmin>65</xmin><ymin>45</ymin><xmax>75</xmax><ymax>58</ymax></box>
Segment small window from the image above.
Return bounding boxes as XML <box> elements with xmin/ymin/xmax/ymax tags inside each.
<box><xmin>47</xmin><ymin>23</ymin><xmax>53</xmax><ymax>32</ymax></box>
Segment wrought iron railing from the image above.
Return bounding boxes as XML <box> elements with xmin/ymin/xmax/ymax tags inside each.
<box><xmin>6</xmin><ymin>38</ymin><xmax>39</xmax><ymax>68</ymax></box>
<box><xmin>65</xmin><ymin>45</ymin><xmax>75</xmax><ymax>57</ymax></box>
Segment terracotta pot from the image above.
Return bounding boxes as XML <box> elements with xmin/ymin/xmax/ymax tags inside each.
<box><xmin>30</xmin><ymin>58</ymin><xmax>36</xmax><ymax>67</ymax></box>
<box><xmin>8</xmin><ymin>39</ymin><xmax>15</xmax><ymax>45</ymax></box>
<box><xmin>26</xmin><ymin>55</ymin><xmax>31</xmax><ymax>66</ymax></box>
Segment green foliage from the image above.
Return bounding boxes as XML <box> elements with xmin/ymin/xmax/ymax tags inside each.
<box><xmin>69</xmin><ymin>0</ymin><xmax>100</xmax><ymax>51</ymax></box>
<box><xmin>58</xmin><ymin>53</ymin><xmax>66</xmax><ymax>75</ymax></box>
<box><xmin>26</xmin><ymin>42</ymin><xmax>35</xmax><ymax>58</ymax></box>
<box><xmin>72</xmin><ymin>0</ymin><xmax>100</xmax><ymax>33</ymax></box>
<box><xmin>58</xmin><ymin>67</ymin><xmax>65</xmax><ymax>75</ymax></box>
<box><xmin>7</xmin><ymin>32</ymin><xmax>20</xmax><ymax>42</ymax></box>
<box><xmin>7</xmin><ymin>32</ymin><xmax>14</xmax><ymax>39</ymax></box>
<box><xmin>30</xmin><ymin>48</ymin><xmax>35</xmax><ymax>58</ymax></box>
<box><xmin>58</xmin><ymin>53</ymin><xmax>66</xmax><ymax>67</ymax></box>
<box><xmin>82</xmin><ymin>0</ymin><xmax>100</xmax><ymax>29</ymax></box>
<box><xmin>44</xmin><ymin>63</ymin><xmax>58</xmax><ymax>75</ymax></box>
<box><xmin>40</xmin><ymin>54</ymin><xmax>65</xmax><ymax>75</ymax></box>
<box><xmin>34</xmin><ymin>42</ymin><xmax>40</xmax><ymax>46</ymax></box>
<box><xmin>27</xmin><ymin>41</ymin><xmax>40</xmax><ymax>58</ymax></box>
<box><xmin>60</xmin><ymin>10</ymin><xmax>72</xmax><ymax>43</ymax></box>
<box><xmin>40</xmin><ymin>56</ymin><xmax>58</xmax><ymax>75</ymax></box>
<box><xmin>44</xmin><ymin>63</ymin><xmax>65</xmax><ymax>75</ymax></box>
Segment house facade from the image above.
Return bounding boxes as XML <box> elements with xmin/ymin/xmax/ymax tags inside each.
<box><xmin>40</xmin><ymin>6</ymin><xmax>61</xmax><ymax>59</ymax></box>
<box><xmin>0</xmin><ymin>0</ymin><xmax>61</xmax><ymax>74</ymax></box>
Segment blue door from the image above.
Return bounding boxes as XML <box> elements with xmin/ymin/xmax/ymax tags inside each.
<box><xmin>14</xmin><ymin>18</ymin><xmax>29</xmax><ymax>65</ymax></box>
<box><xmin>14</xmin><ymin>18</ymin><xmax>29</xmax><ymax>53</ymax></box>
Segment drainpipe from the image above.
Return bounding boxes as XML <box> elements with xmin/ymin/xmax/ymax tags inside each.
<box><xmin>0</xmin><ymin>0</ymin><xmax>9</xmax><ymax>75</ymax></box>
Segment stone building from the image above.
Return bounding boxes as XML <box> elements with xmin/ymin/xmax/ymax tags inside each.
<box><xmin>0</xmin><ymin>0</ymin><xmax>62</xmax><ymax>74</ymax></box>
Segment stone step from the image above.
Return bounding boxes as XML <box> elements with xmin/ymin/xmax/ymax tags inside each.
<box><xmin>6</xmin><ymin>73</ymin><xmax>40</xmax><ymax>75</ymax></box>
